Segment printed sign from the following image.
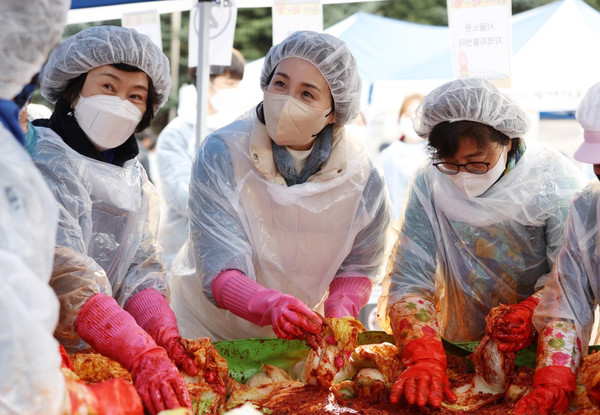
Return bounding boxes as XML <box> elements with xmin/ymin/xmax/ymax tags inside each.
<box><xmin>272</xmin><ymin>0</ymin><xmax>323</xmax><ymax>45</ymax></box>
<box><xmin>447</xmin><ymin>0</ymin><xmax>512</xmax><ymax>87</ymax></box>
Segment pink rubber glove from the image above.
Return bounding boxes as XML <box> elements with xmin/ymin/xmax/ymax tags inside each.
<box><xmin>212</xmin><ymin>270</ymin><xmax>324</xmax><ymax>340</ymax></box>
<box><xmin>125</xmin><ymin>289</ymin><xmax>198</xmax><ymax>376</ymax></box>
<box><xmin>75</xmin><ymin>294</ymin><xmax>193</xmax><ymax>415</ymax></box>
<box><xmin>487</xmin><ymin>294</ymin><xmax>540</xmax><ymax>352</ymax></box>
<box><xmin>324</xmin><ymin>275</ymin><xmax>372</xmax><ymax>318</ymax></box>
<box><xmin>390</xmin><ymin>337</ymin><xmax>457</xmax><ymax>408</ymax></box>
<box><xmin>513</xmin><ymin>365</ymin><xmax>576</xmax><ymax>414</ymax></box>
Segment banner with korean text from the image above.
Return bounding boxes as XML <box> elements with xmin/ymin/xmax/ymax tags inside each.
<box><xmin>447</xmin><ymin>0</ymin><xmax>512</xmax><ymax>87</ymax></box>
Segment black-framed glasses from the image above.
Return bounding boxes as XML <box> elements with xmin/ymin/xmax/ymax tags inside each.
<box><xmin>433</xmin><ymin>161</ymin><xmax>491</xmax><ymax>175</ymax></box>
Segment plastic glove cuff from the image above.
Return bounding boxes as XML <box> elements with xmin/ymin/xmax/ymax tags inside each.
<box><xmin>402</xmin><ymin>336</ymin><xmax>447</xmax><ymax>368</ymax></box>
<box><xmin>212</xmin><ymin>270</ymin><xmax>283</xmax><ymax>326</ymax></box>
<box><xmin>212</xmin><ymin>270</ymin><xmax>260</xmax><ymax>308</ymax></box>
<box><xmin>518</xmin><ymin>294</ymin><xmax>541</xmax><ymax>314</ymax></box>
<box><xmin>74</xmin><ymin>294</ymin><xmax>161</xmax><ymax>371</ymax></box>
<box><xmin>125</xmin><ymin>289</ymin><xmax>176</xmax><ymax>329</ymax></box>
<box><xmin>534</xmin><ymin>365</ymin><xmax>576</xmax><ymax>397</ymax></box>
<box><xmin>324</xmin><ymin>276</ymin><xmax>371</xmax><ymax>318</ymax></box>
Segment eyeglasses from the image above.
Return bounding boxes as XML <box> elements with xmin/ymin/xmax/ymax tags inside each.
<box><xmin>433</xmin><ymin>161</ymin><xmax>491</xmax><ymax>175</ymax></box>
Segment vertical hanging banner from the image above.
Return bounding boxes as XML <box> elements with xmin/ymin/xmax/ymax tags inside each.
<box><xmin>272</xmin><ymin>0</ymin><xmax>323</xmax><ymax>45</ymax></box>
<box><xmin>122</xmin><ymin>9</ymin><xmax>163</xmax><ymax>49</ymax></box>
<box><xmin>447</xmin><ymin>0</ymin><xmax>512</xmax><ymax>87</ymax></box>
<box><xmin>189</xmin><ymin>0</ymin><xmax>238</xmax><ymax>68</ymax></box>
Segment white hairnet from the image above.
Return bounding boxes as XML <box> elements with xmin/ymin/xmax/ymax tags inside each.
<box><xmin>413</xmin><ymin>78</ymin><xmax>530</xmax><ymax>139</ymax></box>
<box><xmin>574</xmin><ymin>81</ymin><xmax>600</xmax><ymax>163</ymax></box>
<box><xmin>260</xmin><ymin>30</ymin><xmax>362</xmax><ymax>126</ymax></box>
<box><xmin>0</xmin><ymin>0</ymin><xmax>69</xmax><ymax>100</ymax></box>
<box><xmin>40</xmin><ymin>25</ymin><xmax>171</xmax><ymax>116</ymax></box>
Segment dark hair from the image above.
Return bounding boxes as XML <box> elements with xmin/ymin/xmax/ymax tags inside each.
<box><xmin>427</xmin><ymin>121</ymin><xmax>520</xmax><ymax>161</ymax></box>
<box><xmin>188</xmin><ymin>48</ymin><xmax>246</xmax><ymax>86</ymax></box>
<box><xmin>61</xmin><ymin>63</ymin><xmax>156</xmax><ymax>132</ymax></box>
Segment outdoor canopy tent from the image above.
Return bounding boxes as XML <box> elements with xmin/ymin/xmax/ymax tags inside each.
<box><xmin>323</xmin><ymin>0</ymin><xmax>600</xmax><ymax>111</ymax></box>
<box><xmin>67</xmin><ymin>0</ymin><xmax>377</xmax><ymax>146</ymax></box>
<box><xmin>66</xmin><ymin>0</ymin><xmax>600</xmax><ymax>135</ymax></box>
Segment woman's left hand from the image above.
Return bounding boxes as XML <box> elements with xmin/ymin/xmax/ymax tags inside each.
<box><xmin>513</xmin><ymin>383</ymin><xmax>570</xmax><ymax>415</ymax></box>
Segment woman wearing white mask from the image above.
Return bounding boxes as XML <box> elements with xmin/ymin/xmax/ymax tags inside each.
<box><xmin>169</xmin><ymin>30</ymin><xmax>393</xmax><ymax>341</ymax></box>
<box><xmin>378</xmin><ymin>78</ymin><xmax>587</xmax><ymax>409</ymax></box>
<box><xmin>377</xmin><ymin>93</ymin><xmax>426</xmax><ymax>222</ymax></box>
<box><xmin>31</xmin><ymin>26</ymin><xmax>196</xmax><ymax>415</ymax></box>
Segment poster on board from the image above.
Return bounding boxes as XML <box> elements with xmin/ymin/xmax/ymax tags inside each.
<box><xmin>272</xmin><ymin>0</ymin><xmax>322</xmax><ymax>45</ymax></box>
<box><xmin>122</xmin><ymin>9</ymin><xmax>162</xmax><ymax>49</ymax></box>
<box><xmin>447</xmin><ymin>0</ymin><xmax>512</xmax><ymax>87</ymax></box>
<box><xmin>189</xmin><ymin>0</ymin><xmax>238</xmax><ymax>67</ymax></box>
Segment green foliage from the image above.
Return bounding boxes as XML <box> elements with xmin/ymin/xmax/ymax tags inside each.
<box><xmin>369</xmin><ymin>0</ymin><xmax>449</xmax><ymax>26</ymax></box>
<box><xmin>234</xmin><ymin>7</ymin><xmax>273</xmax><ymax>62</ymax></box>
<box><xmin>48</xmin><ymin>0</ymin><xmax>600</xmax><ymax>132</ymax></box>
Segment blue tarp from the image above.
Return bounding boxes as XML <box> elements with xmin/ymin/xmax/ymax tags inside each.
<box><xmin>70</xmin><ymin>0</ymin><xmax>164</xmax><ymax>9</ymax></box>
<box><xmin>328</xmin><ymin>0</ymin><xmax>600</xmax><ymax>84</ymax></box>
<box><xmin>327</xmin><ymin>13</ymin><xmax>452</xmax><ymax>82</ymax></box>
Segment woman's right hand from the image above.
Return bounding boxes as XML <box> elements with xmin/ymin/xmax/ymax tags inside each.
<box><xmin>262</xmin><ymin>293</ymin><xmax>324</xmax><ymax>339</ymax></box>
<box><xmin>213</xmin><ymin>270</ymin><xmax>324</xmax><ymax>341</ymax></box>
<box><xmin>74</xmin><ymin>294</ymin><xmax>193</xmax><ymax>415</ymax></box>
<box><xmin>129</xmin><ymin>348</ymin><xmax>193</xmax><ymax>414</ymax></box>
<box><xmin>390</xmin><ymin>359</ymin><xmax>456</xmax><ymax>407</ymax></box>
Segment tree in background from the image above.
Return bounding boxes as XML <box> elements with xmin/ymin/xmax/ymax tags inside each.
<box><xmin>41</xmin><ymin>0</ymin><xmax>600</xmax><ymax>132</ymax></box>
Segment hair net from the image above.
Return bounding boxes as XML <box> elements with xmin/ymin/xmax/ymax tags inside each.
<box><xmin>574</xmin><ymin>82</ymin><xmax>600</xmax><ymax>164</ymax></box>
<box><xmin>40</xmin><ymin>25</ymin><xmax>171</xmax><ymax>116</ymax></box>
<box><xmin>413</xmin><ymin>78</ymin><xmax>530</xmax><ymax>139</ymax></box>
<box><xmin>260</xmin><ymin>30</ymin><xmax>362</xmax><ymax>126</ymax></box>
<box><xmin>0</xmin><ymin>0</ymin><xmax>69</xmax><ymax>100</ymax></box>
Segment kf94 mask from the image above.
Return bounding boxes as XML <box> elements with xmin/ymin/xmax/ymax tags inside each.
<box><xmin>74</xmin><ymin>94</ymin><xmax>143</xmax><ymax>150</ymax></box>
<box><xmin>263</xmin><ymin>90</ymin><xmax>332</xmax><ymax>148</ymax></box>
<box><xmin>449</xmin><ymin>149</ymin><xmax>507</xmax><ymax>198</ymax></box>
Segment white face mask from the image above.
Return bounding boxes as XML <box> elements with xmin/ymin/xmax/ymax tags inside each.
<box><xmin>448</xmin><ymin>148</ymin><xmax>507</xmax><ymax>198</ymax></box>
<box><xmin>210</xmin><ymin>87</ymin><xmax>239</xmax><ymax>114</ymax></box>
<box><xmin>263</xmin><ymin>90</ymin><xmax>332</xmax><ymax>148</ymax></box>
<box><xmin>399</xmin><ymin>116</ymin><xmax>422</xmax><ymax>143</ymax></box>
<box><xmin>74</xmin><ymin>94</ymin><xmax>143</xmax><ymax>151</ymax></box>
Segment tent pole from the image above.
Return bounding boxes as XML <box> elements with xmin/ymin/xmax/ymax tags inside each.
<box><xmin>169</xmin><ymin>10</ymin><xmax>182</xmax><ymax>122</ymax></box>
<box><xmin>195</xmin><ymin>0</ymin><xmax>211</xmax><ymax>151</ymax></box>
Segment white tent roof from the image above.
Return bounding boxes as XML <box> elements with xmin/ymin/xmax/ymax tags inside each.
<box><xmin>511</xmin><ymin>0</ymin><xmax>600</xmax><ymax>111</ymax></box>
<box><xmin>321</xmin><ymin>0</ymin><xmax>600</xmax><ymax>112</ymax></box>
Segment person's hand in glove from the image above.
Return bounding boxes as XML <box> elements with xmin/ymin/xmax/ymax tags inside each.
<box><xmin>74</xmin><ymin>293</ymin><xmax>193</xmax><ymax>415</ymax></box>
<box><xmin>125</xmin><ymin>289</ymin><xmax>198</xmax><ymax>376</ymax></box>
<box><xmin>324</xmin><ymin>275</ymin><xmax>372</xmax><ymax>319</ymax></box>
<box><xmin>513</xmin><ymin>366</ymin><xmax>576</xmax><ymax>415</ymax></box>
<box><xmin>212</xmin><ymin>270</ymin><xmax>324</xmax><ymax>340</ymax></box>
<box><xmin>486</xmin><ymin>293</ymin><xmax>540</xmax><ymax>352</ymax></box>
<box><xmin>390</xmin><ymin>337</ymin><xmax>457</xmax><ymax>407</ymax></box>
<box><xmin>128</xmin><ymin>348</ymin><xmax>192</xmax><ymax>414</ymax></box>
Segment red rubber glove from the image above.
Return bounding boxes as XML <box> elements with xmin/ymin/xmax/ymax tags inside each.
<box><xmin>390</xmin><ymin>337</ymin><xmax>457</xmax><ymax>408</ymax></box>
<box><xmin>125</xmin><ymin>289</ymin><xmax>198</xmax><ymax>376</ymax></box>
<box><xmin>212</xmin><ymin>270</ymin><xmax>324</xmax><ymax>340</ymax></box>
<box><xmin>513</xmin><ymin>365</ymin><xmax>576</xmax><ymax>415</ymax></box>
<box><xmin>74</xmin><ymin>293</ymin><xmax>193</xmax><ymax>415</ymax></box>
<box><xmin>487</xmin><ymin>294</ymin><xmax>540</xmax><ymax>352</ymax></box>
<box><xmin>324</xmin><ymin>275</ymin><xmax>372</xmax><ymax>318</ymax></box>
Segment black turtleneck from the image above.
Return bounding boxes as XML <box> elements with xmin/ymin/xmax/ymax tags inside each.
<box><xmin>32</xmin><ymin>98</ymin><xmax>139</xmax><ymax>167</ymax></box>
